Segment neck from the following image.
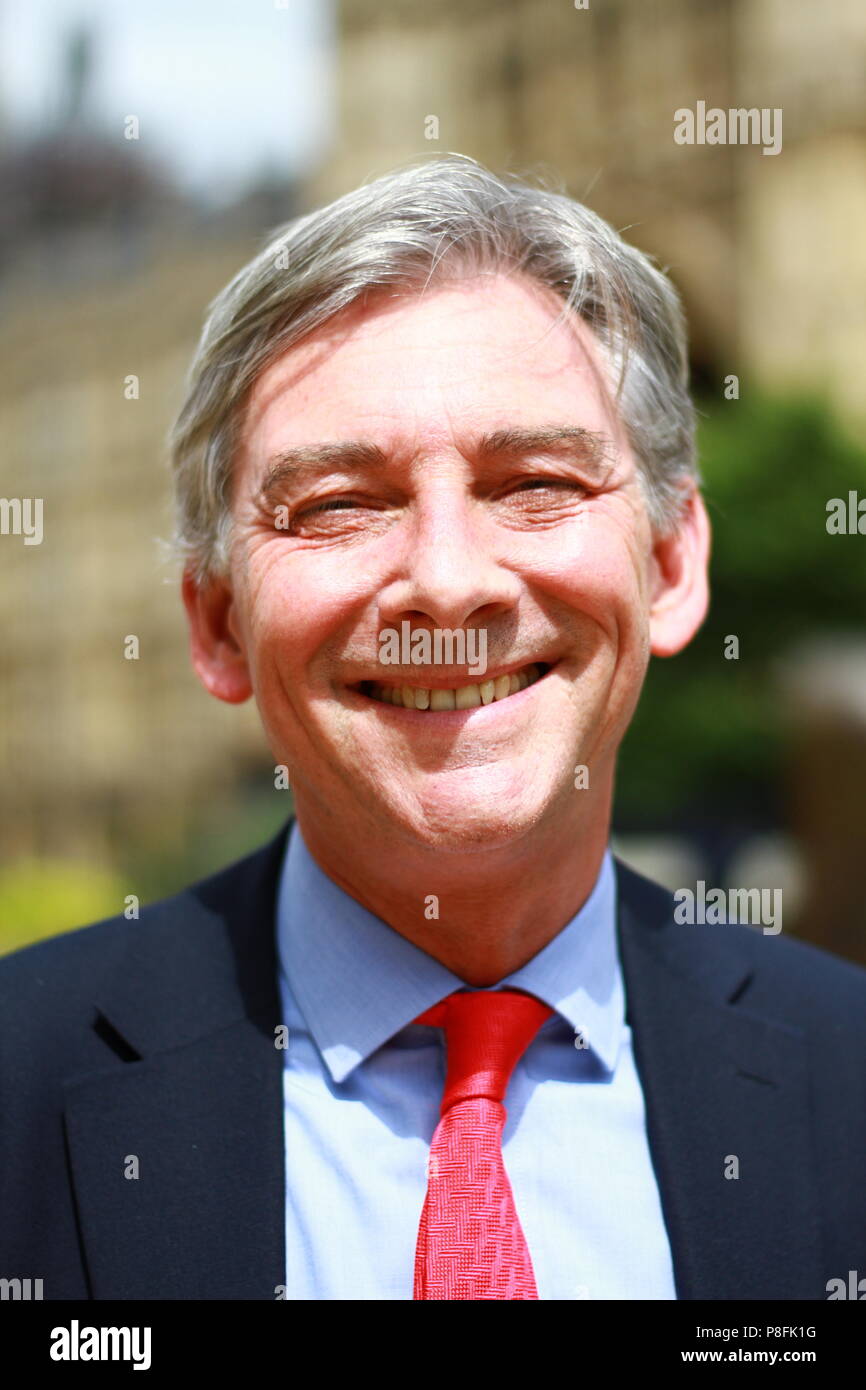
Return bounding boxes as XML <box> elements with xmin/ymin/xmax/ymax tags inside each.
<box><xmin>295</xmin><ymin>790</ymin><xmax>613</xmax><ymax>986</ymax></box>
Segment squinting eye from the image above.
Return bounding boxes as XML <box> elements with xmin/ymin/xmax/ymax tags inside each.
<box><xmin>512</xmin><ymin>479</ymin><xmax>583</xmax><ymax>492</ymax></box>
<box><xmin>301</xmin><ymin>498</ymin><xmax>361</xmax><ymax>517</ymax></box>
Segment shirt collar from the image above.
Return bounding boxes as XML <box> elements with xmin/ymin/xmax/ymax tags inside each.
<box><xmin>276</xmin><ymin>820</ymin><xmax>623</xmax><ymax>1083</ymax></box>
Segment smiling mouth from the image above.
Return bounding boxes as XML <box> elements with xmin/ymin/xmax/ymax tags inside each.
<box><xmin>355</xmin><ymin>661</ymin><xmax>551</xmax><ymax>711</ymax></box>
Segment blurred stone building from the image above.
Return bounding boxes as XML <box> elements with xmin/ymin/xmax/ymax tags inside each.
<box><xmin>0</xmin><ymin>33</ymin><xmax>298</xmax><ymax>885</ymax></box>
<box><xmin>0</xmin><ymin>228</ymin><xmax>275</xmax><ymax>871</ymax></box>
<box><xmin>315</xmin><ymin>0</ymin><xmax>866</xmax><ymax>425</ymax></box>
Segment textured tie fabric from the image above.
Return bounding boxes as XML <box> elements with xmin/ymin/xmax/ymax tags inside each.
<box><xmin>412</xmin><ymin>987</ymin><xmax>554</xmax><ymax>1300</ymax></box>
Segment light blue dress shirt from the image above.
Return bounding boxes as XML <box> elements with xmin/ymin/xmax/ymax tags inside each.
<box><xmin>275</xmin><ymin>820</ymin><xmax>677</xmax><ymax>1300</ymax></box>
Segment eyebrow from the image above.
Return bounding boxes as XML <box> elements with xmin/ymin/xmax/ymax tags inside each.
<box><xmin>260</xmin><ymin>442</ymin><xmax>388</xmax><ymax>501</ymax></box>
<box><xmin>259</xmin><ymin>425</ymin><xmax>615</xmax><ymax>501</ymax></box>
<box><xmin>476</xmin><ymin>426</ymin><xmax>615</xmax><ymax>474</ymax></box>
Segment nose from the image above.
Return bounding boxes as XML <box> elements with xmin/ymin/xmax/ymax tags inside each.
<box><xmin>377</xmin><ymin>479</ymin><xmax>520</xmax><ymax>633</ymax></box>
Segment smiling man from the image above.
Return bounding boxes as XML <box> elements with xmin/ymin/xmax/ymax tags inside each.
<box><xmin>2</xmin><ymin>156</ymin><xmax>865</xmax><ymax>1302</ymax></box>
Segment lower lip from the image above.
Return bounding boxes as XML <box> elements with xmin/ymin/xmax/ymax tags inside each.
<box><xmin>344</xmin><ymin>665</ymin><xmax>557</xmax><ymax>730</ymax></box>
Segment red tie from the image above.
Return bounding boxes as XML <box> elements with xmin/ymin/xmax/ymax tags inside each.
<box><xmin>412</xmin><ymin>987</ymin><xmax>553</xmax><ymax>1300</ymax></box>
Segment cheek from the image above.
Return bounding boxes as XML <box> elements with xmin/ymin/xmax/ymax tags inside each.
<box><xmin>537</xmin><ymin>525</ymin><xmax>647</xmax><ymax>633</ymax></box>
<box><xmin>242</xmin><ymin>553</ymin><xmax>361</xmax><ymax>682</ymax></box>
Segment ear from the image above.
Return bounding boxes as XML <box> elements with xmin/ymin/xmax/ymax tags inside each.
<box><xmin>648</xmin><ymin>487</ymin><xmax>711</xmax><ymax>657</ymax></box>
<box><xmin>181</xmin><ymin>568</ymin><xmax>253</xmax><ymax>704</ymax></box>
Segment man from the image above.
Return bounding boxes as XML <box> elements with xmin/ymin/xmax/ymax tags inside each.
<box><xmin>1</xmin><ymin>156</ymin><xmax>864</xmax><ymax>1301</ymax></box>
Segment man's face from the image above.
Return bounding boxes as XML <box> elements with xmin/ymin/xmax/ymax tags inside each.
<box><xmin>187</xmin><ymin>273</ymin><xmax>707</xmax><ymax>852</ymax></box>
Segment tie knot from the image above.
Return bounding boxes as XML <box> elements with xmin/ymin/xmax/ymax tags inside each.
<box><xmin>414</xmin><ymin>988</ymin><xmax>553</xmax><ymax>1115</ymax></box>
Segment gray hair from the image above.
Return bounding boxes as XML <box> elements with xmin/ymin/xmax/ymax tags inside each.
<box><xmin>169</xmin><ymin>154</ymin><xmax>698</xmax><ymax>583</ymax></box>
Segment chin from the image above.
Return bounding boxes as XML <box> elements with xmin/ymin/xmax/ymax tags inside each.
<box><xmin>383</xmin><ymin>775</ymin><xmax>560</xmax><ymax>856</ymax></box>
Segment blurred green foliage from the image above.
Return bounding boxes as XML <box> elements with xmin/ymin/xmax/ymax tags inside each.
<box><xmin>615</xmin><ymin>391</ymin><xmax>866</xmax><ymax>826</ymax></box>
<box><xmin>121</xmin><ymin>792</ymin><xmax>293</xmax><ymax>903</ymax></box>
<box><xmin>0</xmin><ymin>860</ymin><xmax>130</xmax><ymax>956</ymax></box>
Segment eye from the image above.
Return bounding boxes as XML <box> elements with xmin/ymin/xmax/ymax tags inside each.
<box><xmin>299</xmin><ymin>497</ymin><xmax>362</xmax><ymax>518</ymax></box>
<box><xmin>291</xmin><ymin>497</ymin><xmax>372</xmax><ymax>522</ymax></box>
<box><xmin>284</xmin><ymin>494</ymin><xmax>389</xmax><ymax>538</ymax></box>
<box><xmin>509</xmin><ymin>478</ymin><xmax>585</xmax><ymax>494</ymax></box>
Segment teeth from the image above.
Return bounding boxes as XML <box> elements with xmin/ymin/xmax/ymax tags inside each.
<box><xmin>367</xmin><ymin>663</ymin><xmax>547</xmax><ymax>711</ymax></box>
<box><xmin>430</xmin><ymin>688</ymin><xmax>455</xmax><ymax>711</ymax></box>
<box><xmin>455</xmin><ymin>684</ymin><xmax>481</xmax><ymax>709</ymax></box>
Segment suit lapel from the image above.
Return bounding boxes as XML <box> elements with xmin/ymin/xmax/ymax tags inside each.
<box><xmin>64</xmin><ymin>824</ymin><xmax>291</xmax><ymax>1300</ymax></box>
<box><xmin>615</xmin><ymin>859</ymin><xmax>823</xmax><ymax>1299</ymax></box>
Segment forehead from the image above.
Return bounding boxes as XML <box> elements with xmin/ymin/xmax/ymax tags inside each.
<box><xmin>238</xmin><ymin>272</ymin><xmax>624</xmax><ymax>464</ymax></box>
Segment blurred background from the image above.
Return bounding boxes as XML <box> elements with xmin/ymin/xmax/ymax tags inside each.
<box><xmin>1</xmin><ymin>0</ymin><xmax>864</xmax><ymax>962</ymax></box>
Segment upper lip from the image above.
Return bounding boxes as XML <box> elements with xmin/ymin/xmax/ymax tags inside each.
<box><xmin>349</xmin><ymin>658</ymin><xmax>555</xmax><ymax>691</ymax></box>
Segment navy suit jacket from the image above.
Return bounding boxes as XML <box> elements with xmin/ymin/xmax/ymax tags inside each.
<box><xmin>1</xmin><ymin>818</ymin><xmax>865</xmax><ymax>1300</ymax></box>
